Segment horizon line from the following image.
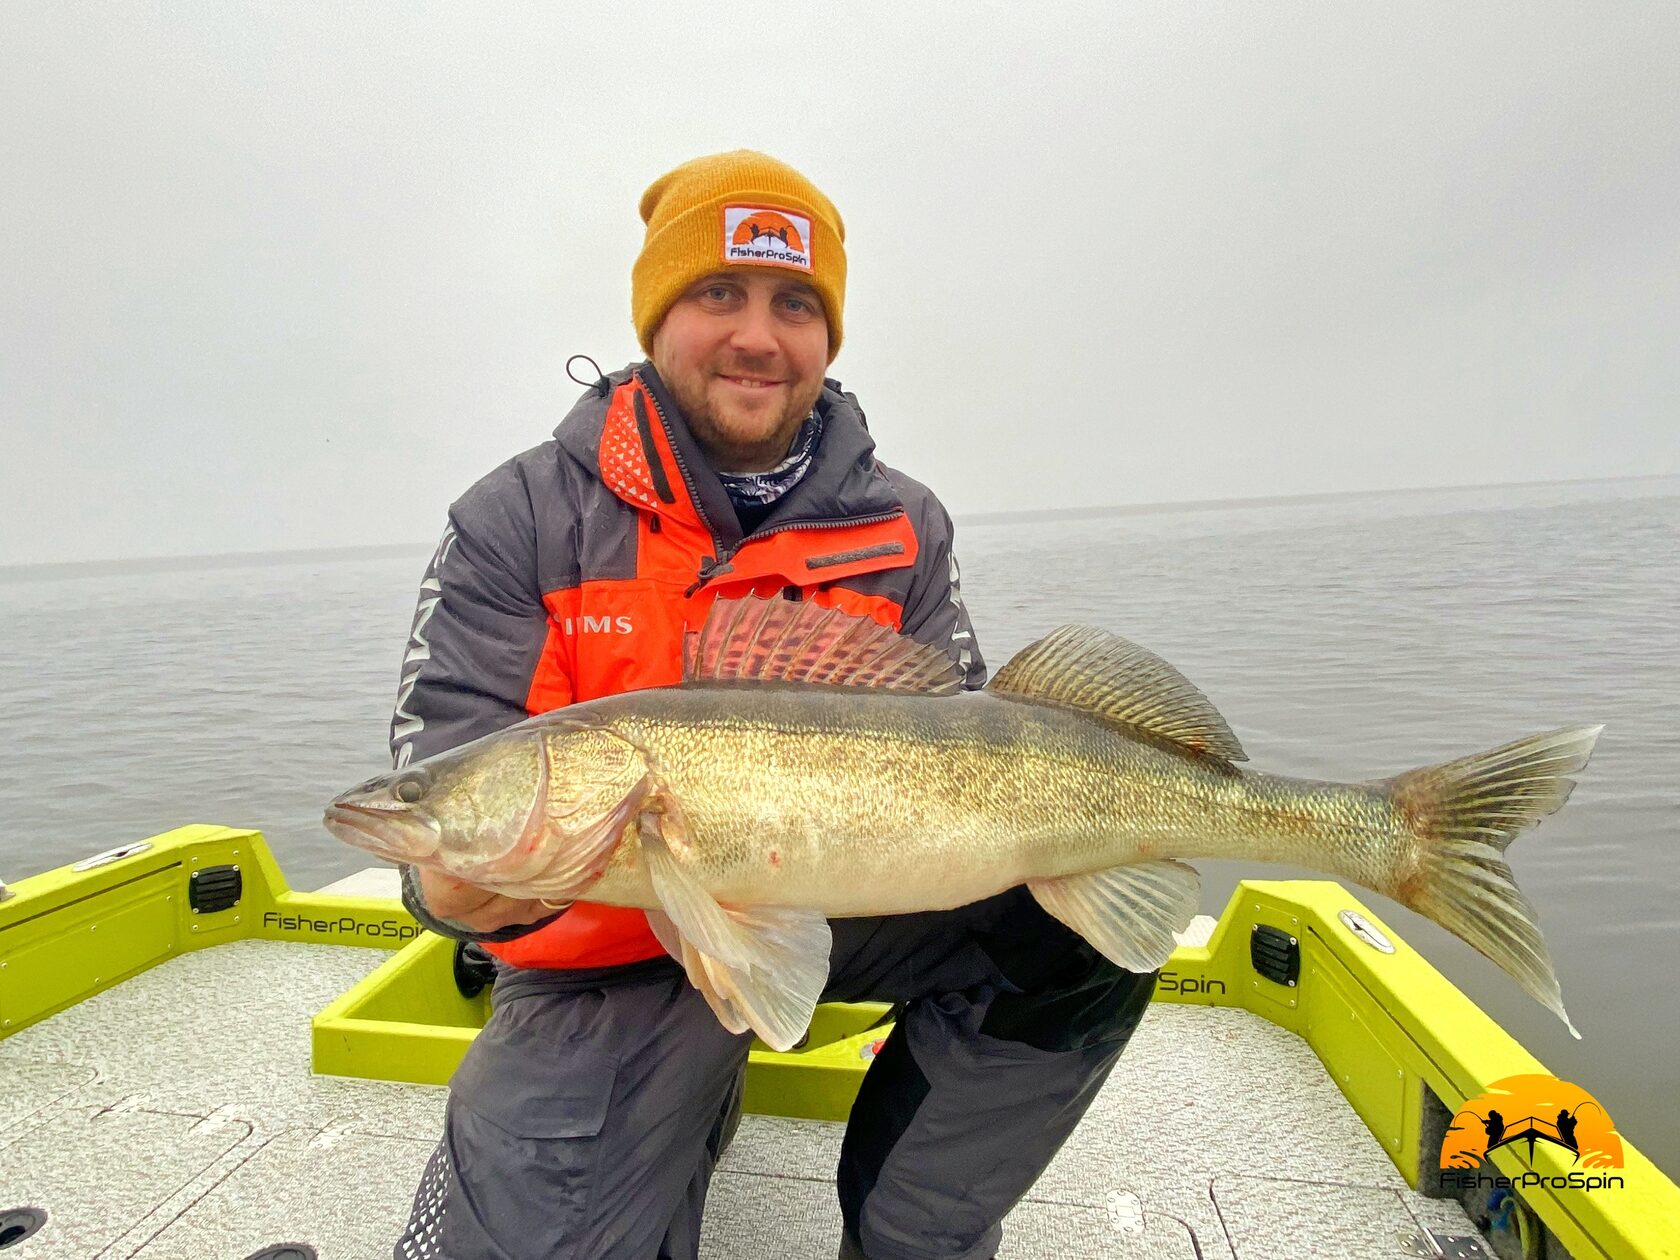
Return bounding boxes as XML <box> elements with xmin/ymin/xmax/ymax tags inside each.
<box><xmin>3</xmin><ymin>470</ymin><xmax>1674</xmax><ymax>580</ymax></box>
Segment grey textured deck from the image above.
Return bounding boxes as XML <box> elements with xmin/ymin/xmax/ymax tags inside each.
<box><xmin>0</xmin><ymin>932</ymin><xmax>1481</xmax><ymax>1258</ymax></box>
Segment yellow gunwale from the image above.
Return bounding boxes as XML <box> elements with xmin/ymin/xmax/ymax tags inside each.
<box><xmin>3</xmin><ymin>824</ymin><xmax>1676</xmax><ymax>1260</ymax></box>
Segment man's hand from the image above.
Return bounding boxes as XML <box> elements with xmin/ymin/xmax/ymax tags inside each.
<box><xmin>416</xmin><ymin>867</ymin><xmax>560</xmax><ymax>934</ymax></box>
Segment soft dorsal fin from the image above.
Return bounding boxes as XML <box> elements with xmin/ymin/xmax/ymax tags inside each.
<box><xmin>682</xmin><ymin>595</ymin><xmax>964</xmax><ymax>694</ymax></box>
<box><xmin>987</xmin><ymin>625</ymin><xmax>1247</xmax><ymax>762</ymax></box>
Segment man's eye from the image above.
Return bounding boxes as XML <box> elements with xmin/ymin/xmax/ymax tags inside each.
<box><xmin>703</xmin><ymin>286</ymin><xmax>734</xmax><ymax>301</ymax></box>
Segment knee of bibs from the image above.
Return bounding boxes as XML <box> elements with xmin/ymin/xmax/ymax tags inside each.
<box><xmin>975</xmin><ymin>934</ymin><xmax>1159</xmax><ymax>1054</ymax></box>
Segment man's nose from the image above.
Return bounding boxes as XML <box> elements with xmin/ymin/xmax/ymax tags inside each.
<box><xmin>727</xmin><ymin>297</ymin><xmax>781</xmax><ymax>358</ymax></box>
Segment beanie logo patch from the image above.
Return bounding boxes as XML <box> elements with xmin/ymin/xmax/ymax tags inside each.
<box><xmin>722</xmin><ymin>206</ymin><xmax>813</xmax><ymax>272</ymax></box>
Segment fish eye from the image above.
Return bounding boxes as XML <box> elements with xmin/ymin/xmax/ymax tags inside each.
<box><xmin>392</xmin><ymin>773</ymin><xmax>429</xmax><ymax>804</ymax></box>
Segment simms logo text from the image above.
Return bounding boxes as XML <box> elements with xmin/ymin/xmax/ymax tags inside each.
<box><xmin>263</xmin><ymin>911</ymin><xmax>420</xmax><ymax>942</ymax></box>
<box><xmin>560</xmin><ymin>615</ymin><xmax>634</xmax><ymax>635</ymax></box>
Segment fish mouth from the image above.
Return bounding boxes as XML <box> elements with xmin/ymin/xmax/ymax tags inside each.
<box><xmin>323</xmin><ymin>801</ymin><xmax>439</xmax><ymax>862</ymax></box>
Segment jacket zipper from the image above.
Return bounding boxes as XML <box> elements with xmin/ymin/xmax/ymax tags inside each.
<box><xmin>746</xmin><ymin>510</ymin><xmax>904</xmax><ymax>539</ymax></box>
<box><xmin>640</xmin><ymin>375</ymin><xmax>724</xmax><ymax>558</ymax></box>
<box><xmin>682</xmin><ymin>509</ymin><xmax>907</xmax><ymax>597</ymax></box>
<box><xmin>636</xmin><ymin>372</ymin><xmax>906</xmax><ymax>597</ymax></box>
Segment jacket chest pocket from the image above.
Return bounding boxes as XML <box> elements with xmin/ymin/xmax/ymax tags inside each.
<box><xmin>563</xmin><ymin>579</ymin><xmax>686</xmax><ymax>701</ymax></box>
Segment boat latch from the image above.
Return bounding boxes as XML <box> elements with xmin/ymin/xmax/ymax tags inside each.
<box><xmin>72</xmin><ymin>840</ymin><xmax>153</xmax><ymax>872</ymax></box>
<box><xmin>1104</xmin><ymin>1190</ymin><xmax>1144</xmax><ymax>1236</ymax></box>
<box><xmin>1339</xmin><ymin>908</ymin><xmax>1396</xmax><ymax>954</ymax></box>
<box><xmin>1250</xmin><ymin>924</ymin><xmax>1299</xmax><ymax>987</ymax></box>
<box><xmin>1398</xmin><ymin>1228</ymin><xmax>1492</xmax><ymax>1259</ymax></box>
<box><xmin>189</xmin><ymin>865</ymin><xmax>243</xmax><ymax>915</ymax></box>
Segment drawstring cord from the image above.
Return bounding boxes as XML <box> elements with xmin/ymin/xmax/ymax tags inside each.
<box><xmin>565</xmin><ymin>354</ymin><xmax>611</xmax><ymax>398</ymax></box>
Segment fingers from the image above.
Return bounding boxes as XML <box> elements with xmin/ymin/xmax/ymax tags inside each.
<box><xmin>415</xmin><ymin>868</ymin><xmax>554</xmax><ymax>932</ymax></box>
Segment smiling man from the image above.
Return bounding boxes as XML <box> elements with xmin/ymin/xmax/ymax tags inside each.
<box><xmin>655</xmin><ymin>268</ymin><xmax>830</xmax><ymax>472</ymax></box>
<box><xmin>385</xmin><ymin>151</ymin><xmax>1159</xmax><ymax>1260</ymax></box>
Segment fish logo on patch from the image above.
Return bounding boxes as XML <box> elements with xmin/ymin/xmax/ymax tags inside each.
<box><xmin>722</xmin><ymin>205</ymin><xmax>813</xmax><ymax>272</ymax></box>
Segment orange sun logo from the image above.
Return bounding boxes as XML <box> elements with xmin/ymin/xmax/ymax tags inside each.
<box><xmin>1441</xmin><ymin>1074</ymin><xmax>1623</xmax><ymax>1170</ymax></box>
<box><xmin>730</xmin><ymin>211</ymin><xmax>806</xmax><ymax>252</ymax></box>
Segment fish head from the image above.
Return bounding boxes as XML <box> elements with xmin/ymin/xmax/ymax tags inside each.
<box><xmin>323</xmin><ymin>727</ymin><xmax>550</xmax><ymax>869</ymax></box>
<box><xmin>324</xmin><ymin>716</ymin><xmax>652</xmax><ymax>893</ymax></box>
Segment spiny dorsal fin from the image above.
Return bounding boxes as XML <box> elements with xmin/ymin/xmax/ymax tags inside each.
<box><xmin>987</xmin><ymin>625</ymin><xmax>1247</xmax><ymax>762</ymax></box>
<box><xmin>683</xmin><ymin>595</ymin><xmax>964</xmax><ymax>694</ymax></box>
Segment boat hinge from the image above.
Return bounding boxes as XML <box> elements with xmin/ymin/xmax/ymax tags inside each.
<box><xmin>1397</xmin><ymin>1228</ymin><xmax>1493</xmax><ymax>1259</ymax></box>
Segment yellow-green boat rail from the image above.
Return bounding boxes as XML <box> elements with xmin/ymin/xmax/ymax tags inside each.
<box><xmin>2</xmin><ymin>825</ymin><xmax>1675</xmax><ymax>1259</ymax></box>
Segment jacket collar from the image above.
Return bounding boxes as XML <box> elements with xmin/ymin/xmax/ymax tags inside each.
<box><xmin>554</xmin><ymin>361</ymin><xmax>905</xmax><ymax>553</ymax></box>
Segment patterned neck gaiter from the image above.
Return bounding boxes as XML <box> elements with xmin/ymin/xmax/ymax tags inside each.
<box><xmin>714</xmin><ymin>409</ymin><xmax>824</xmax><ymax>508</ymax></box>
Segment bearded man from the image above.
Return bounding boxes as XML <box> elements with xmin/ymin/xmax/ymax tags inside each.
<box><xmin>388</xmin><ymin>150</ymin><xmax>1156</xmax><ymax>1260</ymax></box>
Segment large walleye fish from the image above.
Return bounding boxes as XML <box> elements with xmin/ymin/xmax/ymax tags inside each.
<box><xmin>326</xmin><ymin>597</ymin><xmax>1601</xmax><ymax>1051</ymax></box>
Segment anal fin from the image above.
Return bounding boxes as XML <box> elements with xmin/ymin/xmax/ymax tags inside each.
<box><xmin>1028</xmin><ymin>859</ymin><xmax>1201</xmax><ymax>974</ymax></box>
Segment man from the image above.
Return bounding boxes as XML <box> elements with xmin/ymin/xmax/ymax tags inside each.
<box><xmin>389</xmin><ymin>150</ymin><xmax>1156</xmax><ymax>1260</ymax></box>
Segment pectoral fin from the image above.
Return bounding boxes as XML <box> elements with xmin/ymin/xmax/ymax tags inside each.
<box><xmin>638</xmin><ymin>808</ymin><xmax>831</xmax><ymax>1052</ymax></box>
<box><xmin>1028</xmin><ymin>860</ymin><xmax>1201</xmax><ymax>973</ymax></box>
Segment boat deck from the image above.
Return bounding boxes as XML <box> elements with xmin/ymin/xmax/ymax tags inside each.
<box><xmin>0</xmin><ymin>894</ymin><xmax>1489</xmax><ymax>1260</ymax></box>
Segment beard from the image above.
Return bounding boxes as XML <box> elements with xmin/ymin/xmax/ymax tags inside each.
<box><xmin>662</xmin><ymin>358</ymin><xmax>825</xmax><ymax>473</ymax></box>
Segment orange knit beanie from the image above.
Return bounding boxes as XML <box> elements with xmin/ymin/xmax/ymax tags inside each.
<box><xmin>632</xmin><ymin>150</ymin><xmax>846</xmax><ymax>360</ymax></box>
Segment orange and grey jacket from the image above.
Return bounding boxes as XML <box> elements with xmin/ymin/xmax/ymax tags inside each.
<box><xmin>390</xmin><ymin>361</ymin><xmax>986</xmax><ymax>971</ymax></box>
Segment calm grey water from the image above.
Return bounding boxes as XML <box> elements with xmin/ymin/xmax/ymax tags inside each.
<box><xmin>3</xmin><ymin>476</ymin><xmax>1677</xmax><ymax>1180</ymax></box>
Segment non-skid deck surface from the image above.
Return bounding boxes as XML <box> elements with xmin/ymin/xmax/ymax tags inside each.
<box><xmin>0</xmin><ymin>938</ymin><xmax>1481</xmax><ymax>1258</ymax></box>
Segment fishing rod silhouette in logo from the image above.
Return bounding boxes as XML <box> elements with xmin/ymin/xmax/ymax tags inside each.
<box><xmin>742</xmin><ymin>220</ymin><xmax>791</xmax><ymax>249</ymax></box>
<box><xmin>1467</xmin><ymin>1104</ymin><xmax>1596</xmax><ymax>1163</ymax></box>
<box><xmin>1441</xmin><ymin>1074</ymin><xmax>1623</xmax><ymax>1171</ymax></box>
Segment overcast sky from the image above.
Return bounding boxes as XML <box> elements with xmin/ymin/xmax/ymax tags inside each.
<box><xmin>2</xmin><ymin>2</ymin><xmax>1676</xmax><ymax>567</ymax></box>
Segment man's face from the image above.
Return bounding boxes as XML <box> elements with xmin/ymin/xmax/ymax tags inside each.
<box><xmin>650</xmin><ymin>268</ymin><xmax>830</xmax><ymax>473</ymax></box>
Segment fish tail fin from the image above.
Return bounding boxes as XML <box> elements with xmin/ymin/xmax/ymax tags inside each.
<box><xmin>1381</xmin><ymin>723</ymin><xmax>1604</xmax><ymax>1039</ymax></box>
